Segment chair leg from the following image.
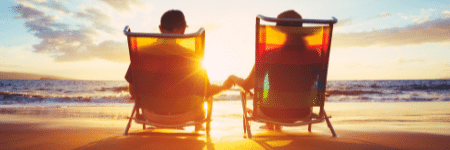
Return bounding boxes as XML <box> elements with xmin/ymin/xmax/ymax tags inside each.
<box><xmin>205</xmin><ymin>98</ymin><xmax>213</xmax><ymax>137</ymax></box>
<box><xmin>323</xmin><ymin>111</ymin><xmax>337</xmax><ymax>137</ymax></box>
<box><xmin>245</xmin><ymin>119</ymin><xmax>252</xmax><ymax>139</ymax></box>
<box><xmin>241</xmin><ymin>92</ymin><xmax>252</xmax><ymax>138</ymax></box>
<box><xmin>124</xmin><ymin>105</ymin><xmax>137</xmax><ymax>135</ymax></box>
<box><xmin>206</xmin><ymin>120</ymin><xmax>211</xmax><ymax>136</ymax></box>
<box><xmin>243</xmin><ymin>114</ymin><xmax>247</xmax><ymax>134</ymax></box>
<box><xmin>308</xmin><ymin>123</ymin><xmax>312</xmax><ymax>132</ymax></box>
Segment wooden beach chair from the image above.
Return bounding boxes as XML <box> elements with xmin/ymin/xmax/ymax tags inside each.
<box><xmin>123</xmin><ymin>26</ymin><xmax>212</xmax><ymax>135</ymax></box>
<box><xmin>241</xmin><ymin>15</ymin><xmax>338</xmax><ymax>138</ymax></box>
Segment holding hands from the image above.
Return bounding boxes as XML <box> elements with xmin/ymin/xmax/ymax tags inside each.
<box><xmin>221</xmin><ymin>75</ymin><xmax>252</xmax><ymax>92</ymax></box>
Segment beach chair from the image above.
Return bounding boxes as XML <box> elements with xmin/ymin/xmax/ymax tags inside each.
<box><xmin>123</xmin><ymin>26</ymin><xmax>212</xmax><ymax>135</ymax></box>
<box><xmin>241</xmin><ymin>15</ymin><xmax>338</xmax><ymax>138</ymax></box>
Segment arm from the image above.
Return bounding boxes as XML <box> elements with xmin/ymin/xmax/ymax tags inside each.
<box><xmin>242</xmin><ymin>66</ymin><xmax>255</xmax><ymax>90</ymax></box>
<box><xmin>125</xmin><ymin>65</ymin><xmax>135</xmax><ymax>99</ymax></box>
<box><xmin>231</xmin><ymin>66</ymin><xmax>255</xmax><ymax>91</ymax></box>
<box><xmin>206</xmin><ymin>75</ymin><xmax>235</xmax><ymax>97</ymax></box>
<box><xmin>125</xmin><ymin>65</ymin><xmax>132</xmax><ymax>83</ymax></box>
<box><xmin>206</xmin><ymin>85</ymin><xmax>226</xmax><ymax>97</ymax></box>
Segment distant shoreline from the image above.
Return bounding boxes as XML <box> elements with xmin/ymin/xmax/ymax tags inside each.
<box><xmin>0</xmin><ymin>71</ymin><xmax>74</xmax><ymax>80</ymax></box>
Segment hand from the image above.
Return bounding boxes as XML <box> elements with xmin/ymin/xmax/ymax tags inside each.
<box><xmin>231</xmin><ymin>75</ymin><xmax>245</xmax><ymax>87</ymax></box>
<box><xmin>222</xmin><ymin>76</ymin><xmax>236</xmax><ymax>89</ymax></box>
<box><xmin>231</xmin><ymin>75</ymin><xmax>253</xmax><ymax>92</ymax></box>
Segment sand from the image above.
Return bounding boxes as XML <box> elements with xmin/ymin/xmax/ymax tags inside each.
<box><xmin>1</xmin><ymin>102</ymin><xmax>450</xmax><ymax>149</ymax></box>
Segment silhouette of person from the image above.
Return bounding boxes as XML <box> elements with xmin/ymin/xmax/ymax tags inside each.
<box><xmin>232</xmin><ymin>10</ymin><xmax>321</xmax><ymax>130</ymax></box>
<box><xmin>125</xmin><ymin>10</ymin><xmax>234</xmax><ymax>116</ymax></box>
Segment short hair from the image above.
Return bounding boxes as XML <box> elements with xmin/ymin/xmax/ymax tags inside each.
<box><xmin>160</xmin><ymin>10</ymin><xmax>187</xmax><ymax>31</ymax></box>
<box><xmin>276</xmin><ymin>10</ymin><xmax>303</xmax><ymax>27</ymax></box>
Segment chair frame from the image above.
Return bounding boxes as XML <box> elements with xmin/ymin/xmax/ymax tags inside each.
<box><xmin>123</xmin><ymin>26</ymin><xmax>212</xmax><ymax>136</ymax></box>
<box><xmin>241</xmin><ymin>15</ymin><xmax>338</xmax><ymax>139</ymax></box>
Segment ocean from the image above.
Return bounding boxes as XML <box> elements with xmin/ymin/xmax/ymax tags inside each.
<box><xmin>0</xmin><ymin>79</ymin><xmax>449</xmax><ymax>106</ymax></box>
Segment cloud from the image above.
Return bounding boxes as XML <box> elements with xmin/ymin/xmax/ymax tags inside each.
<box><xmin>75</xmin><ymin>8</ymin><xmax>116</xmax><ymax>34</ymax></box>
<box><xmin>10</xmin><ymin>0</ymin><xmax>129</xmax><ymax>62</ymax></box>
<box><xmin>429</xmin><ymin>61</ymin><xmax>450</xmax><ymax>68</ymax></box>
<box><xmin>50</xmin><ymin>40</ymin><xmax>129</xmax><ymax>62</ymax></box>
<box><xmin>400</xmin><ymin>15</ymin><xmax>408</xmax><ymax>20</ymax></box>
<box><xmin>396</xmin><ymin>58</ymin><xmax>425</xmax><ymax>64</ymax></box>
<box><xmin>28</xmin><ymin>0</ymin><xmax>47</xmax><ymax>2</ymax></box>
<box><xmin>334</xmin><ymin>17</ymin><xmax>353</xmax><ymax>27</ymax></box>
<box><xmin>366</xmin><ymin>13</ymin><xmax>391</xmax><ymax>21</ymax></box>
<box><xmin>10</xmin><ymin>4</ymin><xmax>44</xmax><ymax>19</ymax></box>
<box><xmin>411</xmin><ymin>8</ymin><xmax>436</xmax><ymax>23</ymax></box>
<box><xmin>15</xmin><ymin>0</ymin><xmax>71</xmax><ymax>13</ymax></box>
<box><xmin>344</xmin><ymin>62</ymin><xmax>381</xmax><ymax>69</ymax></box>
<box><xmin>332</xmin><ymin>17</ymin><xmax>450</xmax><ymax>48</ymax></box>
<box><xmin>40</xmin><ymin>0</ymin><xmax>71</xmax><ymax>13</ymax></box>
<box><xmin>0</xmin><ymin>64</ymin><xmax>23</xmax><ymax>68</ymax></box>
<box><xmin>397</xmin><ymin>8</ymin><xmax>440</xmax><ymax>23</ymax></box>
<box><xmin>98</xmin><ymin>0</ymin><xmax>144</xmax><ymax>12</ymax></box>
<box><xmin>443</xmin><ymin>10</ymin><xmax>450</xmax><ymax>16</ymax></box>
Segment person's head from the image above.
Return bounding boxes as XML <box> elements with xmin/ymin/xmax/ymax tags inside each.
<box><xmin>159</xmin><ymin>10</ymin><xmax>187</xmax><ymax>34</ymax></box>
<box><xmin>276</xmin><ymin>10</ymin><xmax>302</xmax><ymax>27</ymax></box>
<box><xmin>276</xmin><ymin>10</ymin><xmax>306</xmax><ymax>49</ymax></box>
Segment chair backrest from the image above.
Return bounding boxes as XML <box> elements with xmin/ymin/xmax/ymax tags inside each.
<box><xmin>254</xmin><ymin>15</ymin><xmax>337</xmax><ymax>109</ymax></box>
<box><xmin>123</xmin><ymin>26</ymin><xmax>207</xmax><ymax>113</ymax></box>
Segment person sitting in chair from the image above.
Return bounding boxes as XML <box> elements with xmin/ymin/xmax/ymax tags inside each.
<box><xmin>125</xmin><ymin>10</ymin><xmax>234</xmax><ymax>124</ymax></box>
<box><xmin>231</xmin><ymin>10</ymin><xmax>319</xmax><ymax>130</ymax></box>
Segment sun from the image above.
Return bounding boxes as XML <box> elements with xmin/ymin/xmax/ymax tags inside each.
<box><xmin>200</xmin><ymin>56</ymin><xmax>229</xmax><ymax>81</ymax></box>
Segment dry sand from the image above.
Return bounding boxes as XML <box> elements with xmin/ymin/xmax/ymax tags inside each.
<box><xmin>1</xmin><ymin>102</ymin><xmax>450</xmax><ymax>149</ymax></box>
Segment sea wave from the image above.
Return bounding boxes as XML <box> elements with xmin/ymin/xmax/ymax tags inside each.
<box><xmin>0</xmin><ymin>92</ymin><xmax>132</xmax><ymax>105</ymax></box>
<box><xmin>96</xmin><ymin>86</ymin><xmax>130</xmax><ymax>93</ymax></box>
<box><xmin>1</xmin><ymin>79</ymin><xmax>449</xmax><ymax>104</ymax></box>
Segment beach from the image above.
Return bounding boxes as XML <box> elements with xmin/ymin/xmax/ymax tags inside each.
<box><xmin>2</xmin><ymin>101</ymin><xmax>450</xmax><ymax>149</ymax></box>
<box><xmin>3</xmin><ymin>0</ymin><xmax>450</xmax><ymax>149</ymax></box>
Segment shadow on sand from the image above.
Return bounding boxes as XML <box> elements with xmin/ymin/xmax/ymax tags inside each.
<box><xmin>3</xmin><ymin>122</ymin><xmax>449</xmax><ymax>150</ymax></box>
<box><xmin>249</xmin><ymin>130</ymin><xmax>450</xmax><ymax>150</ymax></box>
<box><xmin>75</xmin><ymin>129</ymin><xmax>215</xmax><ymax>150</ymax></box>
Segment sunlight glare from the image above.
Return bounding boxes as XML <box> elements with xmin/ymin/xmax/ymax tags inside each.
<box><xmin>203</xmin><ymin>102</ymin><xmax>208</xmax><ymax>114</ymax></box>
<box><xmin>201</xmin><ymin>55</ymin><xmax>228</xmax><ymax>81</ymax></box>
<box><xmin>200</xmin><ymin>59</ymin><xmax>207</xmax><ymax>70</ymax></box>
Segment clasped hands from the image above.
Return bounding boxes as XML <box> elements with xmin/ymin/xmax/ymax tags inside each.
<box><xmin>221</xmin><ymin>75</ymin><xmax>252</xmax><ymax>93</ymax></box>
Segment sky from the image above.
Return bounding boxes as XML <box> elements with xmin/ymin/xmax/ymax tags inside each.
<box><xmin>0</xmin><ymin>0</ymin><xmax>449</xmax><ymax>81</ymax></box>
